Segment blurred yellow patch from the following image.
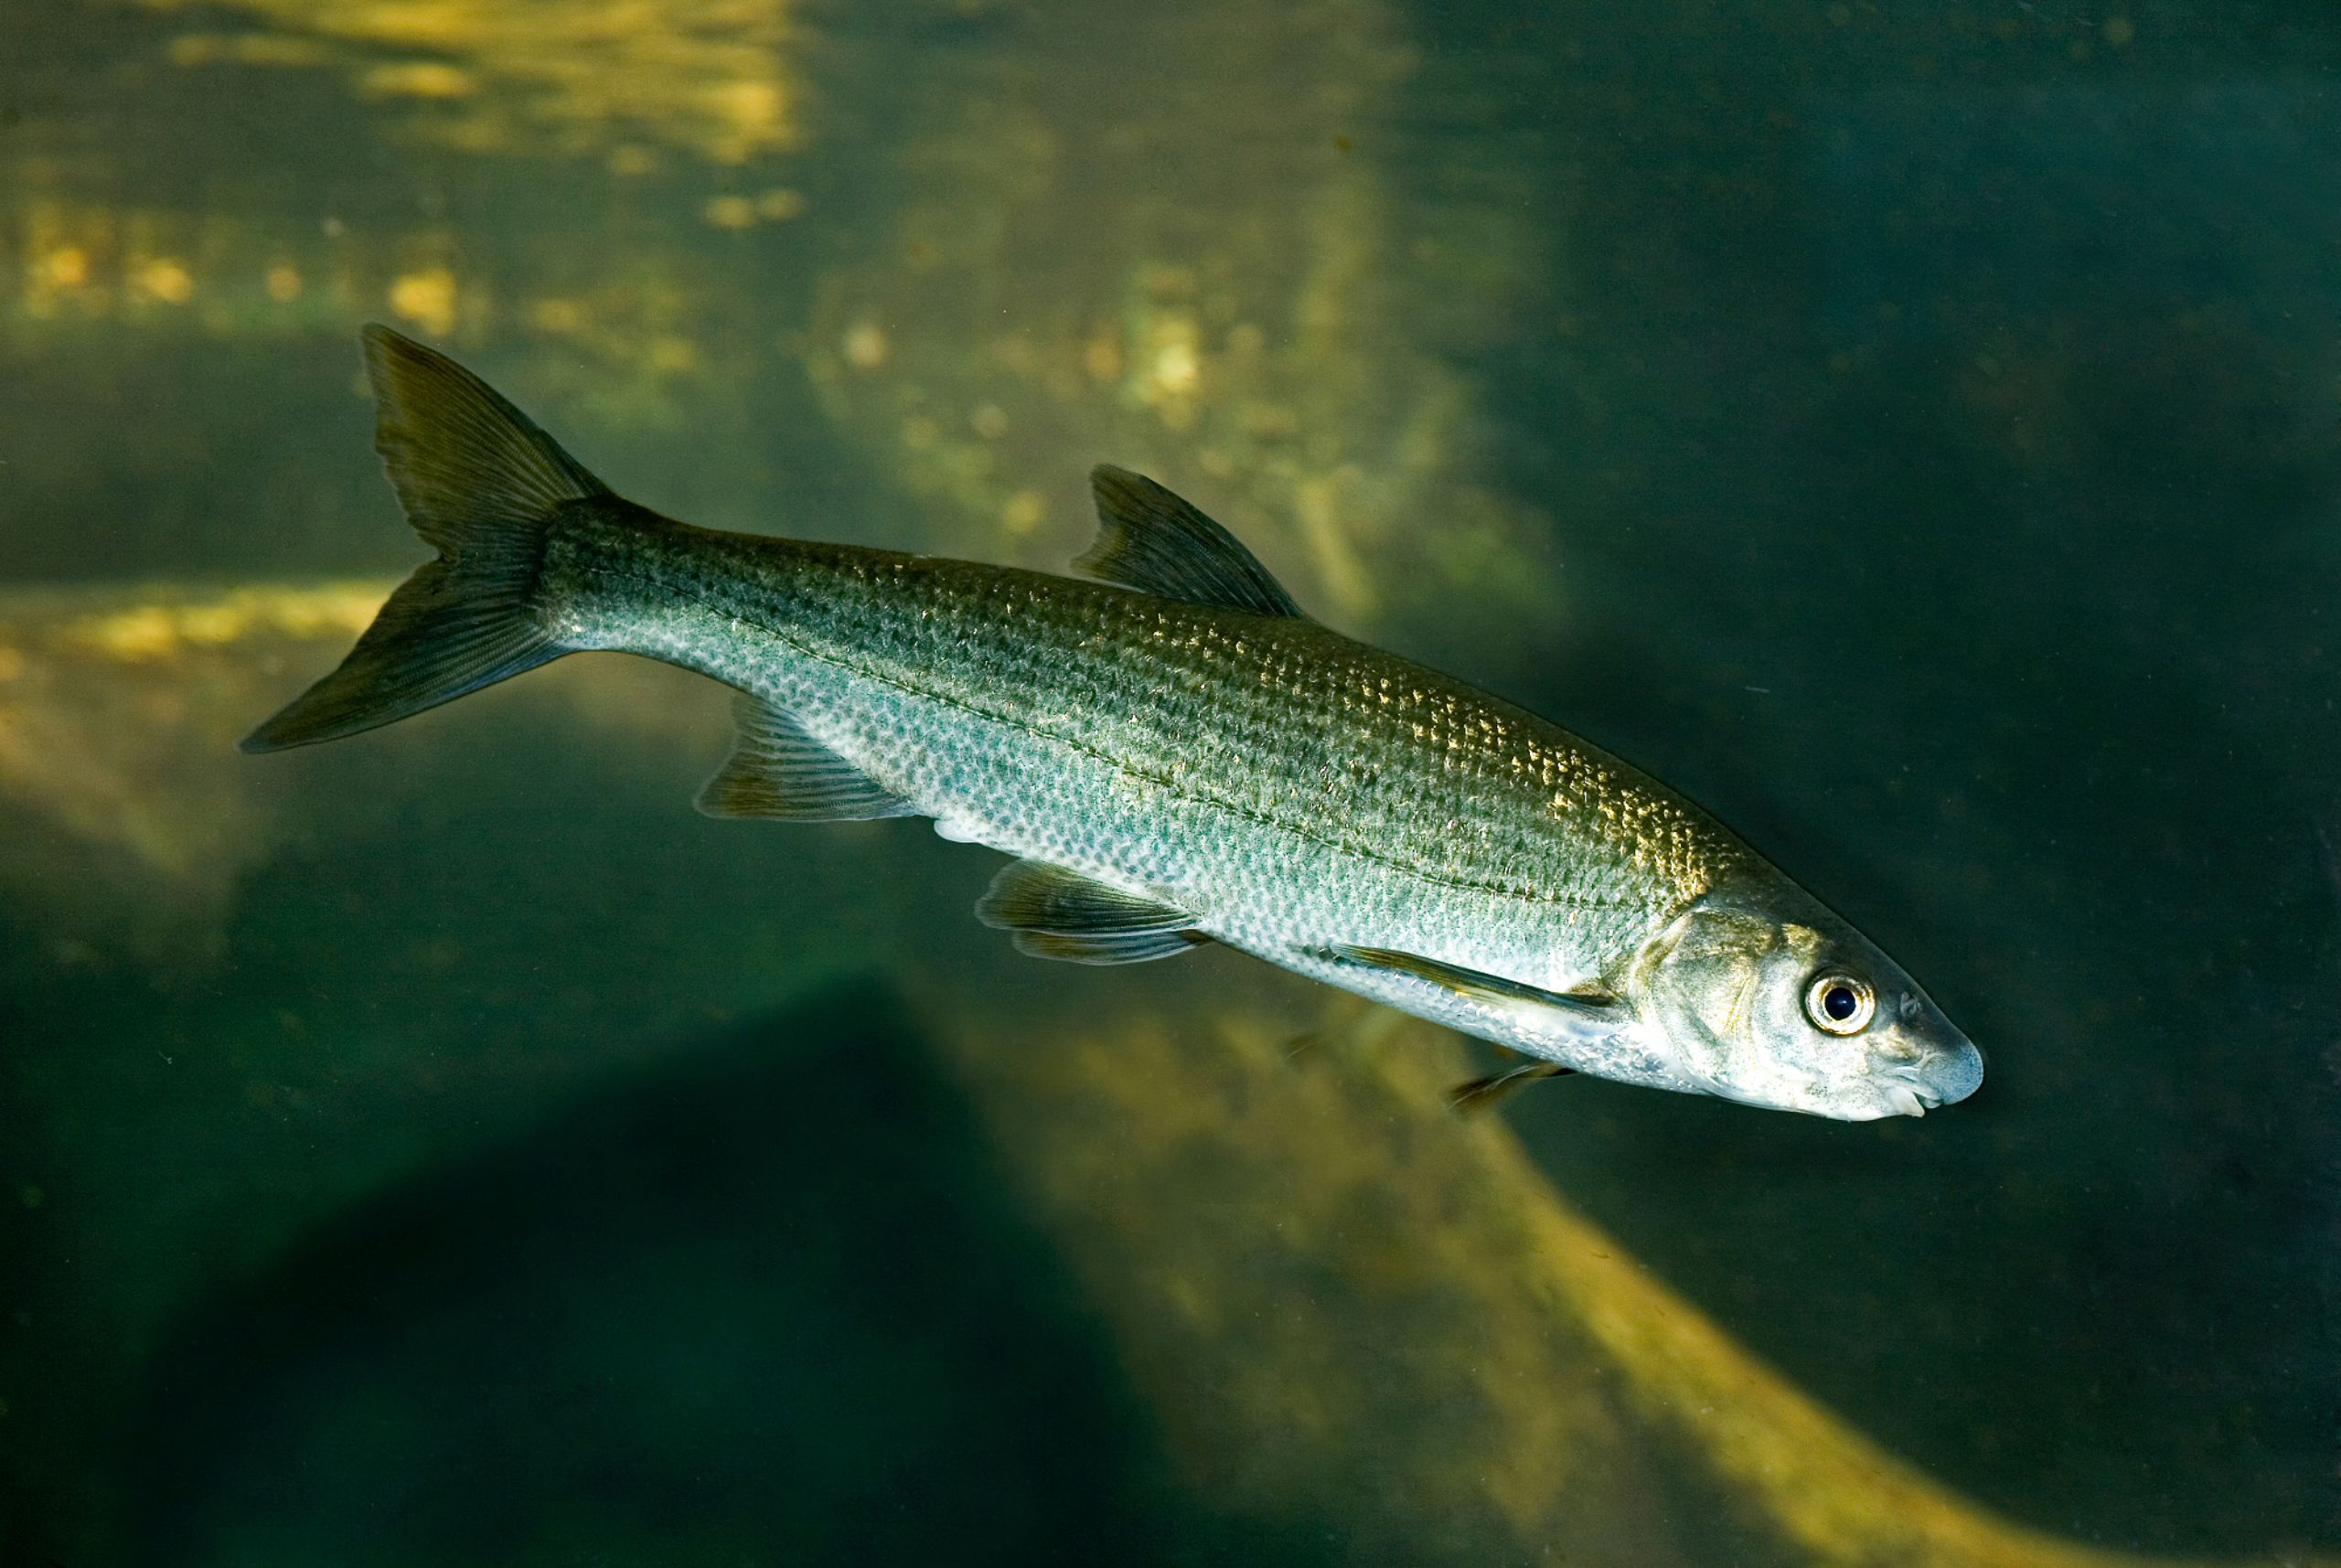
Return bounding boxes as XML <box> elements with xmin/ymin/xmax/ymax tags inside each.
<box><xmin>703</xmin><ymin>195</ymin><xmax>757</xmax><ymax>229</ymax></box>
<box><xmin>41</xmin><ymin>248</ymin><xmax>90</xmax><ymax>289</ymax></box>
<box><xmin>706</xmin><ymin>188</ymin><xmax>805</xmax><ymax>229</ymax></box>
<box><xmin>168</xmin><ymin>31</ymin><xmax>330</xmax><ymax>68</ymax></box>
<box><xmin>132</xmin><ymin>258</ymin><xmax>195</xmax><ymax>304</ymax></box>
<box><xmin>359</xmin><ymin>60</ymin><xmax>476</xmax><ymax>99</ymax></box>
<box><xmin>645</xmin><ymin>336</ymin><xmax>700</xmax><ymax>374</ymax></box>
<box><xmin>388</xmin><ymin>266</ymin><xmax>457</xmax><ymax>336</ymax></box>
<box><xmin>842</xmin><ymin>321</ymin><xmax>888</xmax><ymax>371</ymax></box>
<box><xmin>144</xmin><ymin>0</ymin><xmax>799</xmax><ymax>164</ymax></box>
<box><xmin>530</xmin><ymin>297</ymin><xmax>584</xmax><ymax>333</ymax></box>
<box><xmin>606</xmin><ymin>144</ymin><xmax>658</xmax><ymax>176</ymax></box>
<box><xmin>999</xmin><ymin>489</ymin><xmax>1044</xmax><ymax>535</ymax></box>
<box><xmin>63</xmin><ymin>585</ymin><xmax>384</xmax><ymax>664</ymax></box>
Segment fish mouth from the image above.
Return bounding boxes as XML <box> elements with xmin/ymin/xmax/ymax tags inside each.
<box><xmin>1884</xmin><ymin>1077</ymin><xmax>1936</xmax><ymax>1118</ymax></box>
<box><xmin>1873</xmin><ymin>1039</ymin><xmax>1984</xmax><ymax>1119</ymax></box>
<box><xmin>1825</xmin><ymin>1074</ymin><xmax>1936</xmax><ymax>1121</ymax></box>
<box><xmin>1919</xmin><ymin>1037</ymin><xmax>1986</xmax><ymax>1109</ymax></box>
<box><xmin>1694</xmin><ymin>1050</ymin><xmax>1977</xmax><ymax>1120</ymax></box>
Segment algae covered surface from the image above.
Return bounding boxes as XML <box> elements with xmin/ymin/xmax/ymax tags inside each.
<box><xmin>5</xmin><ymin>1</ymin><xmax>2341</xmax><ymax>1563</ymax></box>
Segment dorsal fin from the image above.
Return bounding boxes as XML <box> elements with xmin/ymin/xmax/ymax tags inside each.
<box><xmin>1075</xmin><ymin>465</ymin><xmax>1305</xmax><ymax>618</ymax></box>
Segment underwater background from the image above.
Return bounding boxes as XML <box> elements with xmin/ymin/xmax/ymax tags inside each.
<box><xmin>4</xmin><ymin>0</ymin><xmax>2338</xmax><ymax>1563</ymax></box>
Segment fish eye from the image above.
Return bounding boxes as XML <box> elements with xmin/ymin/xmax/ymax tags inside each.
<box><xmin>1802</xmin><ymin>972</ymin><xmax>1875</xmax><ymax>1035</ymax></box>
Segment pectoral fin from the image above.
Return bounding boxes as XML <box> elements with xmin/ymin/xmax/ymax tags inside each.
<box><xmin>696</xmin><ymin>695</ymin><xmax>919</xmax><ymax>822</ymax></box>
<box><xmin>1311</xmin><ymin>944</ymin><xmax>1630</xmax><ymax>1029</ymax></box>
<box><xmin>976</xmin><ymin>859</ymin><xmax>1211</xmax><ymax>965</ymax></box>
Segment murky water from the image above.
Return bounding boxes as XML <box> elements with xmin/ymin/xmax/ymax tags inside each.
<box><xmin>5</xmin><ymin>2</ymin><xmax>2337</xmax><ymax>1563</ymax></box>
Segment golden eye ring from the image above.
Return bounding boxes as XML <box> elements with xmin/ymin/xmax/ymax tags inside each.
<box><xmin>1803</xmin><ymin>973</ymin><xmax>1875</xmax><ymax>1035</ymax></box>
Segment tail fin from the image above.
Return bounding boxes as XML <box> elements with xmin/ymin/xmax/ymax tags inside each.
<box><xmin>241</xmin><ymin>325</ymin><xmax>613</xmax><ymax>752</ymax></box>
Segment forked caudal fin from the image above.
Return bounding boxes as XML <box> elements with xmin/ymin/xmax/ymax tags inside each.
<box><xmin>240</xmin><ymin>324</ymin><xmax>614</xmax><ymax>752</ymax></box>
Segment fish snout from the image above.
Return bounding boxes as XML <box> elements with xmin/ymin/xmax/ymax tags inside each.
<box><xmin>1920</xmin><ymin>1034</ymin><xmax>1985</xmax><ymax>1108</ymax></box>
<box><xmin>1879</xmin><ymin>1034</ymin><xmax>1983</xmax><ymax>1116</ymax></box>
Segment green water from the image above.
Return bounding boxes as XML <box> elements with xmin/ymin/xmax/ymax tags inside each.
<box><xmin>4</xmin><ymin>1</ymin><xmax>2336</xmax><ymax>1563</ymax></box>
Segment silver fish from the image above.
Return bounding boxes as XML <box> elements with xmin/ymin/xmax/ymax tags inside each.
<box><xmin>246</xmin><ymin>325</ymin><xmax>1983</xmax><ymax>1121</ymax></box>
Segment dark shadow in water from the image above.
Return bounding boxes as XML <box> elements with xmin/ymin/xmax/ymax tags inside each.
<box><xmin>117</xmin><ymin>984</ymin><xmax>1325</xmax><ymax>1568</ymax></box>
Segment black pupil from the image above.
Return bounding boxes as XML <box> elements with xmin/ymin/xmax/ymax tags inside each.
<box><xmin>1823</xmin><ymin>984</ymin><xmax>1858</xmax><ymax>1021</ymax></box>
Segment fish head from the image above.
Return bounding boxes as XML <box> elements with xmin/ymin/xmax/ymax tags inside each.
<box><xmin>1628</xmin><ymin>889</ymin><xmax>1983</xmax><ymax>1120</ymax></box>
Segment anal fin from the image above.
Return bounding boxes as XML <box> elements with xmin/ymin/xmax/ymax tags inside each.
<box><xmin>696</xmin><ymin>695</ymin><xmax>918</xmax><ymax>823</ymax></box>
<box><xmin>976</xmin><ymin>859</ymin><xmax>1209</xmax><ymax>965</ymax></box>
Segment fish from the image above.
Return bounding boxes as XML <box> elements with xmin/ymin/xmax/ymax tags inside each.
<box><xmin>244</xmin><ymin>325</ymin><xmax>1984</xmax><ymax>1121</ymax></box>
